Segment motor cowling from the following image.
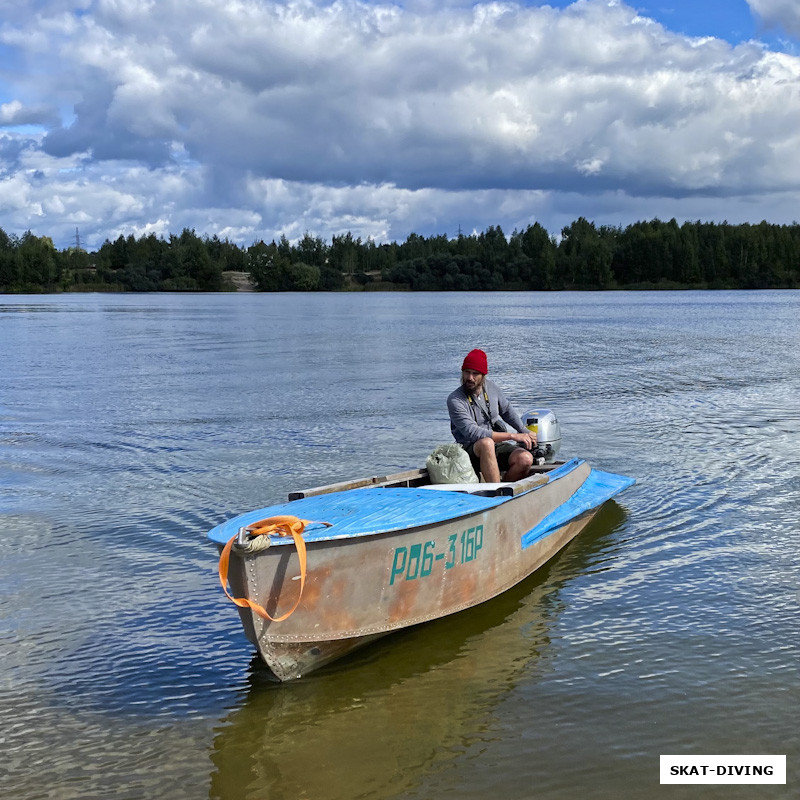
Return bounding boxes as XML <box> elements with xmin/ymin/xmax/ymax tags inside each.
<box><xmin>521</xmin><ymin>408</ymin><xmax>561</xmax><ymax>464</ymax></box>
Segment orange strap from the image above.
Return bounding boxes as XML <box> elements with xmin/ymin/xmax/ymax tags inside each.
<box><xmin>218</xmin><ymin>515</ymin><xmax>330</xmax><ymax>622</ymax></box>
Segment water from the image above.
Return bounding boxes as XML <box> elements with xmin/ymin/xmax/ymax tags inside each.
<box><xmin>1</xmin><ymin>291</ymin><xmax>798</xmax><ymax>799</ymax></box>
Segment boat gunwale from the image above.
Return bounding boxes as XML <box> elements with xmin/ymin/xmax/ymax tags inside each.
<box><xmin>208</xmin><ymin>459</ymin><xmax>586</xmax><ymax>547</ymax></box>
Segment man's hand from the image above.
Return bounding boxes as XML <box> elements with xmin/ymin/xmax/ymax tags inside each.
<box><xmin>510</xmin><ymin>432</ymin><xmax>536</xmax><ymax>450</ymax></box>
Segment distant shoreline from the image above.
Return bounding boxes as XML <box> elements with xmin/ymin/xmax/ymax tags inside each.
<box><xmin>4</xmin><ymin>219</ymin><xmax>799</xmax><ymax>293</ymax></box>
<box><xmin>4</xmin><ymin>284</ymin><xmax>799</xmax><ymax>296</ymax></box>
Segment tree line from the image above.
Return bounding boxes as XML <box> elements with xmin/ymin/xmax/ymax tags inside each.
<box><xmin>2</xmin><ymin>217</ymin><xmax>799</xmax><ymax>293</ymax></box>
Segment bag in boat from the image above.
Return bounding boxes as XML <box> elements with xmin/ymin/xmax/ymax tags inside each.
<box><xmin>425</xmin><ymin>443</ymin><xmax>479</xmax><ymax>484</ymax></box>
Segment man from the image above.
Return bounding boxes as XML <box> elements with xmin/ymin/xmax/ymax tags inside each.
<box><xmin>447</xmin><ymin>348</ymin><xmax>536</xmax><ymax>483</ymax></box>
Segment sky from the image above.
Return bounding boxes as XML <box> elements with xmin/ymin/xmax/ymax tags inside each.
<box><xmin>1</xmin><ymin>0</ymin><xmax>800</xmax><ymax>250</ymax></box>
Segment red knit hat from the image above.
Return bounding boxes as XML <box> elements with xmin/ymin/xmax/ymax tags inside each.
<box><xmin>462</xmin><ymin>349</ymin><xmax>488</xmax><ymax>374</ymax></box>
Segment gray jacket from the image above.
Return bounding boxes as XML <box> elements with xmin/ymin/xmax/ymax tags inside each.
<box><xmin>447</xmin><ymin>378</ymin><xmax>526</xmax><ymax>446</ymax></box>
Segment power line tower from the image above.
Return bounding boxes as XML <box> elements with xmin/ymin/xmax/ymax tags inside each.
<box><xmin>74</xmin><ymin>227</ymin><xmax>82</xmax><ymax>251</ymax></box>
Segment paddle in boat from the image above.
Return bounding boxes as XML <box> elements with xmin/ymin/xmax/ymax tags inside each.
<box><xmin>208</xmin><ymin>409</ymin><xmax>635</xmax><ymax>681</ymax></box>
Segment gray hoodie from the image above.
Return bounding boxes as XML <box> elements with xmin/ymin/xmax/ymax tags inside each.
<box><xmin>447</xmin><ymin>378</ymin><xmax>526</xmax><ymax>446</ymax></box>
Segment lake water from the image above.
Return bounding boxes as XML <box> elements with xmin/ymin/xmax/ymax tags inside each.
<box><xmin>1</xmin><ymin>291</ymin><xmax>798</xmax><ymax>799</ymax></box>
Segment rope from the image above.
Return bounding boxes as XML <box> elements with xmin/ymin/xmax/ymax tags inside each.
<box><xmin>218</xmin><ymin>515</ymin><xmax>331</xmax><ymax>622</ymax></box>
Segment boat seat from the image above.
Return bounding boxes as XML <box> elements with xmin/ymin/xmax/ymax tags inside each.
<box><xmin>420</xmin><ymin>482</ymin><xmax>516</xmax><ymax>497</ymax></box>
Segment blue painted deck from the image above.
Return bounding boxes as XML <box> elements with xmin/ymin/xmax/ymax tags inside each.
<box><xmin>207</xmin><ymin>486</ymin><xmax>509</xmax><ymax>545</ymax></box>
<box><xmin>520</xmin><ymin>469</ymin><xmax>636</xmax><ymax>549</ymax></box>
<box><xmin>207</xmin><ymin>459</ymin><xmax>634</xmax><ymax>547</ymax></box>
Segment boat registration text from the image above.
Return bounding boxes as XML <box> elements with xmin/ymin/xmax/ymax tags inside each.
<box><xmin>389</xmin><ymin>525</ymin><xmax>484</xmax><ymax>585</ymax></box>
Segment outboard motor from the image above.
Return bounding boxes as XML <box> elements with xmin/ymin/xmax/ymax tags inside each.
<box><xmin>521</xmin><ymin>408</ymin><xmax>561</xmax><ymax>465</ymax></box>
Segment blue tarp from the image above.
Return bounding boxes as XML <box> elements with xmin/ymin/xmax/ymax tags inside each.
<box><xmin>520</xmin><ymin>468</ymin><xmax>636</xmax><ymax>549</ymax></box>
<box><xmin>207</xmin><ymin>460</ymin><xmax>634</xmax><ymax>548</ymax></box>
<box><xmin>207</xmin><ymin>486</ymin><xmax>509</xmax><ymax>545</ymax></box>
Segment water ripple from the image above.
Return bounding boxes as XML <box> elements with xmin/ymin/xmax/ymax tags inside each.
<box><xmin>2</xmin><ymin>291</ymin><xmax>799</xmax><ymax>800</ymax></box>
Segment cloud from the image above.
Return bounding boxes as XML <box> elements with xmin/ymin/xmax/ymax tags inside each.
<box><xmin>748</xmin><ymin>0</ymin><xmax>800</xmax><ymax>38</ymax></box>
<box><xmin>1</xmin><ymin>0</ymin><xmax>800</xmax><ymax>249</ymax></box>
<box><xmin>0</xmin><ymin>99</ymin><xmax>60</xmax><ymax>127</ymax></box>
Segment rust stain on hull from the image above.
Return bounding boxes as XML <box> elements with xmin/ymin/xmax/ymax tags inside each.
<box><xmin>214</xmin><ymin>459</ymin><xmax>634</xmax><ymax>679</ymax></box>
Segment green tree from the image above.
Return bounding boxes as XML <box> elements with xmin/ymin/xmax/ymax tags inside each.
<box><xmin>478</xmin><ymin>225</ymin><xmax>509</xmax><ymax>276</ymax></box>
<box><xmin>513</xmin><ymin>223</ymin><xmax>556</xmax><ymax>289</ymax></box>
<box><xmin>329</xmin><ymin>232</ymin><xmax>361</xmax><ymax>274</ymax></box>
<box><xmin>16</xmin><ymin>232</ymin><xmax>60</xmax><ymax>288</ymax></box>
<box><xmin>296</xmin><ymin>232</ymin><xmax>329</xmax><ymax>267</ymax></box>
<box><xmin>287</xmin><ymin>261</ymin><xmax>321</xmax><ymax>291</ymax></box>
<box><xmin>558</xmin><ymin>218</ymin><xmax>613</xmax><ymax>288</ymax></box>
<box><xmin>676</xmin><ymin>222</ymin><xmax>701</xmax><ymax>285</ymax></box>
<box><xmin>398</xmin><ymin>232</ymin><xmax>429</xmax><ymax>261</ymax></box>
<box><xmin>0</xmin><ymin>228</ymin><xmax>19</xmax><ymax>288</ymax></box>
<box><xmin>247</xmin><ymin>241</ymin><xmax>292</xmax><ymax>290</ymax></box>
<box><xmin>162</xmin><ymin>228</ymin><xmax>221</xmax><ymax>290</ymax></box>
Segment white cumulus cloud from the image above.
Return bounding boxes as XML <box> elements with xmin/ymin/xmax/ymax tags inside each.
<box><xmin>0</xmin><ymin>0</ymin><xmax>799</xmax><ymax>249</ymax></box>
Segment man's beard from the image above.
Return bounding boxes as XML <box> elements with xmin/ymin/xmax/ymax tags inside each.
<box><xmin>462</xmin><ymin>374</ymin><xmax>483</xmax><ymax>394</ymax></box>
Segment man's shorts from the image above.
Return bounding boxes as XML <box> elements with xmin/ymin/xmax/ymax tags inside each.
<box><xmin>465</xmin><ymin>440</ymin><xmax>522</xmax><ymax>473</ymax></box>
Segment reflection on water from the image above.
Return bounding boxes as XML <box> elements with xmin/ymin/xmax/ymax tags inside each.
<box><xmin>1</xmin><ymin>291</ymin><xmax>799</xmax><ymax>799</ymax></box>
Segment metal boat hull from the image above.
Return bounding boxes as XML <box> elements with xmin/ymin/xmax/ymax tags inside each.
<box><xmin>210</xmin><ymin>459</ymin><xmax>634</xmax><ymax>680</ymax></box>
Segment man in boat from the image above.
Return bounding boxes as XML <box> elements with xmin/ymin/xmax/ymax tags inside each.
<box><xmin>447</xmin><ymin>348</ymin><xmax>536</xmax><ymax>483</ymax></box>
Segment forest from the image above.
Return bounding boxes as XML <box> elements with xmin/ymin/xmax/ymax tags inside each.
<box><xmin>1</xmin><ymin>217</ymin><xmax>799</xmax><ymax>293</ymax></box>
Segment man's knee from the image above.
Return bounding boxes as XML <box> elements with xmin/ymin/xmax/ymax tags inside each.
<box><xmin>508</xmin><ymin>447</ymin><xmax>533</xmax><ymax>472</ymax></box>
<box><xmin>473</xmin><ymin>437</ymin><xmax>495</xmax><ymax>457</ymax></box>
<box><xmin>510</xmin><ymin>448</ymin><xmax>534</xmax><ymax>469</ymax></box>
